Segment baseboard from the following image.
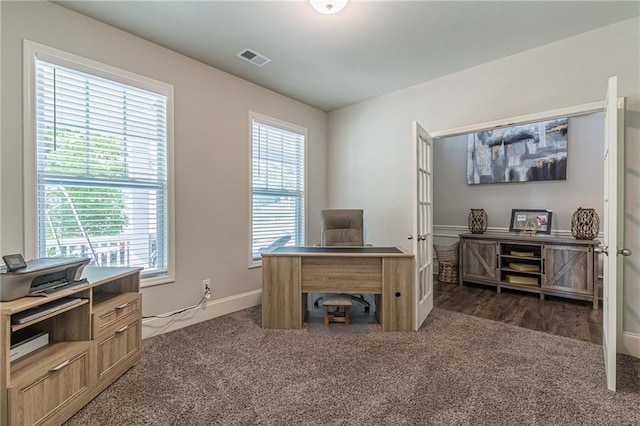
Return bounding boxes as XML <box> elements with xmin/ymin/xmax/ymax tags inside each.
<box><xmin>142</xmin><ymin>289</ymin><xmax>262</xmax><ymax>339</ymax></box>
<box><xmin>620</xmin><ymin>331</ymin><xmax>640</xmax><ymax>358</ymax></box>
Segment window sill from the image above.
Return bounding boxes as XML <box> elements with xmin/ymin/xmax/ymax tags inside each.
<box><xmin>249</xmin><ymin>260</ymin><xmax>262</xmax><ymax>269</ymax></box>
<box><xmin>141</xmin><ymin>274</ymin><xmax>175</xmax><ymax>289</ymax></box>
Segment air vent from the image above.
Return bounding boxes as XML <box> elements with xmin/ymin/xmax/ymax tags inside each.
<box><xmin>236</xmin><ymin>48</ymin><xmax>271</xmax><ymax>67</ymax></box>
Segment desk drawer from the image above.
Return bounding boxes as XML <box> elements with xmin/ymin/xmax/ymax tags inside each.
<box><xmin>94</xmin><ymin>312</ymin><xmax>141</xmax><ymax>387</ymax></box>
<box><xmin>301</xmin><ymin>257</ymin><xmax>382</xmax><ymax>293</ymax></box>
<box><xmin>9</xmin><ymin>345</ymin><xmax>90</xmax><ymax>426</ymax></box>
<box><xmin>92</xmin><ymin>292</ymin><xmax>140</xmax><ymax>337</ymax></box>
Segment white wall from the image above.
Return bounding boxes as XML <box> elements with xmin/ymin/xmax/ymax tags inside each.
<box><xmin>0</xmin><ymin>2</ymin><xmax>328</xmax><ymax>330</ymax></box>
<box><xmin>327</xmin><ymin>18</ymin><xmax>640</xmax><ymax>356</ymax></box>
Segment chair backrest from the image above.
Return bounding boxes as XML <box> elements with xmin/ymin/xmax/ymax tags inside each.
<box><xmin>320</xmin><ymin>209</ymin><xmax>364</xmax><ymax>246</ymax></box>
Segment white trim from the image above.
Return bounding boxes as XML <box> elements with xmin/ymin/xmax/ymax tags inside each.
<box><xmin>616</xmin><ymin>97</ymin><xmax>626</xmax><ymax>357</ymax></box>
<box><xmin>433</xmin><ymin>224</ymin><xmax>583</xmax><ymax>240</ymax></box>
<box><xmin>251</xmin><ymin>111</ymin><xmax>308</xmax><ymax>137</ymax></box>
<box><xmin>22</xmin><ymin>40</ymin><xmax>175</xmax><ymax>285</ymax></box>
<box><xmin>248</xmin><ymin>111</ymin><xmax>308</xmax><ymax>268</ymax></box>
<box><xmin>0</xmin><ymin>0</ymin><xmax>2</xmax><ymax>260</ymax></box>
<box><xmin>431</xmin><ymin>101</ymin><xmax>605</xmax><ymax>140</ymax></box>
<box><xmin>142</xmin><ymin>289</ymin><xmax>262</xmax><ymax>339</ymax></box>
<box><xmin>23</xmin><ymin>41</ymin><xmax>37</xmax><ymax>259</ymax></box>
<box><xmin>30</xmin><ymin>42</ymin><xmax>171</xmax><ymax>95</ymax></box>
<box><xmin>620</xmin><ymin>331</ymin><xmax>640</xmax><ymax>358</ymax></box>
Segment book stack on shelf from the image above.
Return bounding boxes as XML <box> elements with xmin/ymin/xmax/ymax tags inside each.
<box><xmin>510</xmin><ymin>250</ymin><xmax>535</xmax><ymax>257</ymax></box>
<box><xmin>505</xmin><ymin>275</ymin><xmax>539</xmax><ymax>285</ymax></box>
<box><xmin>508</xmin><ymin>263</ymin><xmax>540</xmax><ymax>272</ymax></box>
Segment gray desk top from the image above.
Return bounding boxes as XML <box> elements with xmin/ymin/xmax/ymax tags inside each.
<box><xmin>271</xmin><ymin>246</ymin><xmax>402</xmax><ymax>254</ymax></box>
<box><xmin>262</xmin><ymin>246</ymin><xmax>413</xmax><ymax>257</ymax></box>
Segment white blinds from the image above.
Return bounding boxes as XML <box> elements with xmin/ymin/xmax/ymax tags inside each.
<box><xmin>252</xmin><ymin>119</ymin><xmax>305</xmax><ymax>260</ymax></box>
<box><xmin>35</xmin><ymin>59</ymin><xmax>168</xmax><ymax>276</ymax></box>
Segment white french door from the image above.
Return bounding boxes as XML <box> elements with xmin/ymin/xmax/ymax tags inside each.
<box><xmin>412</xmin><ymin>122</ymin><xmax>434</xmax><ymax>330</ymax></box>
<box><xmin>601</xmin><ymin>76</ymin><xmax>630</xmax><ymax>391</ymax></box>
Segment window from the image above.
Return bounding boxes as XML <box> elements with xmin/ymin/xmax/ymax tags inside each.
<box><xmin>24</xmin><ymin>42</ymin><xmax>174</xmax><ymax>284</ymax></box>
<box><xmin>251</xmin><ymin>113</ymin><xmax>306</xmax><ymax>264</ymax></box>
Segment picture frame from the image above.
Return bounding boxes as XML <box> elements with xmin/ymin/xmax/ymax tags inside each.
<box><xmin>509</xmin><ymin>209</ymin><xmax>552</xmax><ymax>234</ymax></box>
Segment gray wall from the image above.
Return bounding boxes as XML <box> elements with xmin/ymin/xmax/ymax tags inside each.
<box><xmin>434</xmin><ymin>113</ymin><xmax>605</xmax><ymax>232</ymax></box>
<box><xmin>1</xmin><ymin>2</ymin><xmax>328</xmax><ymax>318</ymax></box>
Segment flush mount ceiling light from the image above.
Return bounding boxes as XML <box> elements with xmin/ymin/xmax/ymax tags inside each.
<box><xmin>309</xmin><ymin>0</ymin><xmax>348</xmax><ymax>14</ymax></box>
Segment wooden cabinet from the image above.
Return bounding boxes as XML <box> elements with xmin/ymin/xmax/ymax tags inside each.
<box><xmin>0</xmin><ymin>267</ymin><xmax>142</xmax><ymax>426</ymax></box>
<box><xmin>459</xmin><ymin>233</ymin><xmax>599</xmax><ymax>308</ymax></box>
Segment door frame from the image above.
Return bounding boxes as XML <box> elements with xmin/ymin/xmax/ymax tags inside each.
<box><xmin>429</xmin><ymin>101</ymin><xmax>604</xmax><ymax>140</ymax></box>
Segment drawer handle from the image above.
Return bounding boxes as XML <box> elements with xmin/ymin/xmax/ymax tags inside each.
<box><xmin>49</xmin><ymin>359</ymin><xmax>70</xmax><ymax>372</ymax></box>
<box><xmin>115</xmin><ymin>325</ymin><xmax>129</xmax><ymax>334</ymax></box>
<box><xmin>115</xmin><ymin>302</ymin><xmax>129</xmax><ymax>310</ymax></box>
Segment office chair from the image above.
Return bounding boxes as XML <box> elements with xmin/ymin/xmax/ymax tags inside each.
<box><xmin>313</xmin><ymin>209</ymin><xmax>371</xmax><ymax>312</ymax></box>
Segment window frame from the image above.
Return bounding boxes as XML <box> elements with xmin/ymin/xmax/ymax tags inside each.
<box><xmin>23</xmin><ymin>40</ymin><xmax>175</xmax><ymax>287</ymax></box>
<box><xmin>249</xmin><ymin>111</ymin><xmax>307</xmax><ymax>268</ymax></box>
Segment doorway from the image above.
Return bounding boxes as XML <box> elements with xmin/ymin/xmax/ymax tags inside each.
<box><xmin>430</xmin><ymin>107</ymin><xmax>606</xmax><ymax>343</ymax></box>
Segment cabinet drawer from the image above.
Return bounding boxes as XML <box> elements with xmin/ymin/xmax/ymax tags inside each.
<box><xmin>94</xmin><ymin>313</ymin><xmax>141</xmax><ymax>385</ymax></box>
<box><xmin>92</xmin><ymin>292</ymin><xmax>140</xmax><ymax>337</ymax></box>
<box><xmin>9</xmin><ymin>346</ymin><xmax>90</xmax><ymax>426</ymax></box>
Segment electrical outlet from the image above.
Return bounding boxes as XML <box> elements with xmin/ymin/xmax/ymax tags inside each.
<box><xmin>202</xmin><ymin>279</ymin><xmax>212</xmax><ymax>298</ymax></box>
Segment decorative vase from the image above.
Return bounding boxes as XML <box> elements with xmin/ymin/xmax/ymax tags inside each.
<box><xmin>468</xmin><ymin>209</ymin><xmax>488</xmax><ymax>234</ymax></box>
<box><xmin>571</xmin><ymin>207</ymin><xmax>599</xmax><ymax>240</ymax></box>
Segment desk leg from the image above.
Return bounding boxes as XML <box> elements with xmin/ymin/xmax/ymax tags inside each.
<box><xmin>381</xmin><ymin>257</ymin><xmax>414</xmax><ymax>332</ymax></box>
<box><xmin>262</xmin><ymin>256</ymin><xmax>302</xmax><ymax>329</ymax></box>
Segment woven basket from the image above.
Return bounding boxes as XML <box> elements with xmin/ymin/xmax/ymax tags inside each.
<box><xmin>434</xmin><ymin>242</ymin><xmax>459</xmax><ymax>263</ymax></box>
<box><xmin>434</xmin><ymin>242</ymin><xmax>459</xmax><ymax>283</ymax></box>
<box><xmin>438</xmin><ymin>261</ymin><xmax>458</xmax><ymax>284</ymax></box>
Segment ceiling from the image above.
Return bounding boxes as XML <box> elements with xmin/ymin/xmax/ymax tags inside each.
<box><xmin>55</xmin><ymin>1</ymin><xmax>640</xmax><ymax>112</ymax></box>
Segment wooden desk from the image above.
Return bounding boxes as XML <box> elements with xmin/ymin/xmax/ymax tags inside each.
<box><xmin>261</xmin><ymin>247</ymin><xmax>414</xmax><ymax>332</ymax></box>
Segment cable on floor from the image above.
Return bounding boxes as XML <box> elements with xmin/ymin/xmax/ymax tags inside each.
<box><xmin>142</xmin><ymin>294</ymin><xmax>207</xmax><ymax>319</ymax></box>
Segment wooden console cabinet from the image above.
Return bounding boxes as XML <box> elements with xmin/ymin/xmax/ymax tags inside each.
<box><xmin>459</xmin><ymin>233</ymin><xmax>599</xmax><ymax>308</ymax></box>
<box><xmin>0</xmin><ymin>267</ymin><xmax>142</xmax><ymax>426</ymax></box>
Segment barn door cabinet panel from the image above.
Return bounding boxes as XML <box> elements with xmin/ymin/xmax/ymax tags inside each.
<box><xmin>0</xmin><ymin>267</ymin><xmax>142</xmax><ymax>426</ymax></box>
<box><xmin>460</xmin><ymin>238</ymin><xmax>499</xmax><ymax>282</ymax></box>
<box><xmin>543</xmin><ymin>245</ymin><xmax>594</xmax><ymax>296</ymax></box>
<box><xmin>459</xmin><ymin>233</ymin><xmax>599</xmax><ymax>308</ymax></box>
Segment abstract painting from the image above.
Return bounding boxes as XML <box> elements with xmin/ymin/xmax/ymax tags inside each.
<box><xmin>467</xmin><ymin>117</ymin><xmax>568</xmax><ymax>184</ymax></box>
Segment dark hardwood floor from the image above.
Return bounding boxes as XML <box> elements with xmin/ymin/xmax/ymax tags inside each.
<box><xmin>435</xmin><ymin>280</ymin><xmax>603</xmax><ymax>345</ymax></box>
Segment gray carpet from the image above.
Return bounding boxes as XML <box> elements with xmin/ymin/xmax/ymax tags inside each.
<box><xmin>66</xmin><ymin>307</ymin><xmax>640</xmax><ymax>425</ymax></box>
